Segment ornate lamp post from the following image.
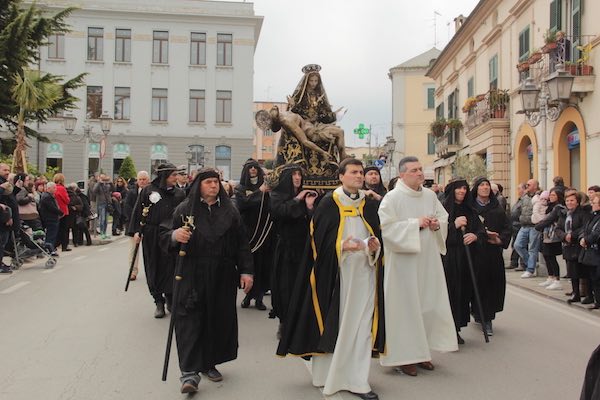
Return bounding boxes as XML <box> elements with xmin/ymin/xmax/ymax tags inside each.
<box><xmin>384</xmin><ymin>136</ymin><xmax>397</xmax><ymax>183</ymax></box>
<box><xmin>63</xmin><ymin>111</ymin><xmax>112</xmax><ymax>189</ymax></box>
<box><xmin>518</xmin><ymin>64</ymin><xmax>574</xmax><ymax>189</ymax></box>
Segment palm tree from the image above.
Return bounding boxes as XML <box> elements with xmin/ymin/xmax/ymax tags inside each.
<box><xmin>11</xmin><ymin>69</ymin><xmax>61</xmax><ymax>173</ymax></box>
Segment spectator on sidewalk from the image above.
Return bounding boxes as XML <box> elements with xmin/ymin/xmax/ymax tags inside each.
<box><xmin>72</xmin><ymin>185</ymin><xmax>92</xmax><ymax>246</ymax></box>
<box><xmin>515</xmin><ymin>179</ymin><xmax>542</xmax><ymax>278</ymax></box>
<box><xmin>534</xmin><ymin>189</ymin><xmax>566</xmax><ymax>290</ymax></box>
<box><xmin>66</xmin><ymin>183</ymin><xmax>83</xmax><ymax>247</ymax></box>
<box><xmin>15</xmin><ymin>173</ymin><xmax>42</xmax><ymax>231</ymax></box>
<box><xmin>580</xmin><ymin>192</ymin><xmax>600</xmax><ymax>310</ymax></box>
<box><xmin>551</xmin><ymin>176</ymin><xmax>567</xmax><ymax>195</ymax></box>
<box><xmin>53</xmin><ymin>174</ymin><xmax>71</xmax><ymax>252</ymax></box>
<box><xmin>92</xmin><ymin>174</ymin><xmax>113</xmax><ymax>240</ymax></box>
<box><xmin>508</xmin><ymin>183</ymin><xmax>527</xmax><ymax>270</ymax></box>
<box><xmin>39</xmin><ymin>182</ymin><xmax>63</xmax><ymax>257</ymax></box>
<box><xmin>111</xmin><ymin>192</ymin><xmax>122</xmax><ymax>236</ymax></box>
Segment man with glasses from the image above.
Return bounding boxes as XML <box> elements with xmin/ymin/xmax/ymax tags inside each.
<box><xmin>514</xmin><ymin>179</ymin><xmax>542</xmax><ymax>278</ymax></box>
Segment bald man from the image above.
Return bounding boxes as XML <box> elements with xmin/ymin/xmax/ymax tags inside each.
<box><xmin>124</xmin><ymin>171</ymin><xmax>150</xmax><ymax>280</ymax></box>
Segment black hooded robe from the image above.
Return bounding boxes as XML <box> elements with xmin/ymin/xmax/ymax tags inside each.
<box><xmin>159</xmin><ymin>175</ymin><xmax>253</xmax><ymax>372</ymax></box>
<box><xmin>130</xmin><ymin>178</ymin><xmax>185</xmax><ymax>304</ymax></box>
<box><xmin>276</xmin><ymin>191</ymin><xmax>385</xmax><ymax>357</ymax></box>
<box><xmin>235</xmin><ymin>160</ymin><xmax>274</xmax><ymax>300</ymax></box>
<box><xmin>442</xmin><ymin>181</ymin><xmax>485</xmax><ymax>330</ymax></box>
<box><xmin>269</xmin><ymin>166</ymin><xmax>311</xmax><ymax>323</ymax></box>
<box><xmin>470</xmin><ymin>178</ymin><xmax>512</xmax><ymax>322</ymax></box>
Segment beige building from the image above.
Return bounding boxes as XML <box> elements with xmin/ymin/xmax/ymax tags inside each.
<box><xmin>426</xmin><ymin>0</ymin><xmax>598</xmax><ymax>199</ymax></box>
<box><xmin>389</xmin><ymin>48</ymin><xmax>441</xmax><ymax>181</ymax></box>
<box><xmin>252</xmin><ymin>101</ymin><xmax>286</xmax><ymax>163</ymax></box>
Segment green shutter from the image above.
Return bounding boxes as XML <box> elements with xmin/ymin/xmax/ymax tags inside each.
<box><xmin>519</xmin><ymin>26</ymin><xmax>530</xmax><ymax>61</ymax></box>
<box><xmin>467</xmin><ymin>77</ymin><xmax>474</xmax><ymax>98</ymax></box>
<box><xmin>572</xmin><ymin>0</ymin><xmax>582</xmax><ymax>59</ymax></box>
<box><xmin>550</xmin><ymin>0</ymin><xmax>562</xmax><ymax>32</ymax></box>
<box><xmin>427</xmin><ymin>88</ymin><xmax>435</xmax><ymax>109</ymax></box>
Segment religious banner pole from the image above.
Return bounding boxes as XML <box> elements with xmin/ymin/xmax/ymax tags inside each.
<box><xmin>461</xmin><ymin>226</ymin><xmax>489</xmax><ymax>343</ymax></box>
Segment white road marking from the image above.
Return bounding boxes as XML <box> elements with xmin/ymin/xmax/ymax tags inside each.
<box><xmin>301</xmin><ymin>359</ymin><xmax>344</xmax><ymax>400</ymax></box>
<box><xmin>508</xmin><ymin>286</ymin><xmax>600</xmax><ymax>328</ymax></box>
<box><xmin>0</xmin><ymin>281</ymin><xmax>30</xmax><ymax>294</ymax></box>
<box><xmin>97</xmin><ymin>247</ymin><xmax>110</xmax><ymax>252</ymax></box>
<box><xmin>73</xmin><ymin>256</ymin><xmax>87</xmax><ymax>262</ymax></box>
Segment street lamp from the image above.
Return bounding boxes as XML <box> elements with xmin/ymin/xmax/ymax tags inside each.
<box><xmin>63</xmin><ymin>111</ymin><xmax>112</xmax><ymax>189</ymax></box>
<box><xmin>518</xmin><ymin>64</ymin><xmax>574</xmax><ymax>189</ymax></box>
<box><xmin>384</xmin><ymin>136</ymin><xmax>397</xmax><ymax>182</ymax></box>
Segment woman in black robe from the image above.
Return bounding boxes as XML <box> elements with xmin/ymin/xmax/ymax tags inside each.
<box><xmin>235</xmin><ymin>159</ymin><xmax>274</xmax><ymax>310</ymax></box>
<box><xmin>469</xmin><ymin>177</ymin><xmax>512</xmax><ymax>336</ymax></box>
<box><xmin>269</xmin><ymin>165</ymin><xmax>316</xmax><ymax>337</ymax></box>
<box><xmin>160</xmin><ymin>168</ymin><xmax>253</xmax><ymax>391</ymax></box>
<box><xmin>442</xmin><ymin>178</ymin><xmax>484</xmax><ymax>344</ymax></box>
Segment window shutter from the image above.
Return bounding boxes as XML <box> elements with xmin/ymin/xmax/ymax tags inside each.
<box><xmin>549</xmin><ymin>0</ymin><xmax>562</xmax><ymax>32</ymax></box>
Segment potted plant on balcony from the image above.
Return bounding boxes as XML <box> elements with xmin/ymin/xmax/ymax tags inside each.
<box><xmin>446</xmin><ymin>118</ymin><xmax>463</xmax><ymax>131</ymax></box>
<box><xmin>489</xmin><ymin>89</ymin><xmax>509</xmax><ymax>118</ymax></box>
<box><xmin>542</xmin><ymin>30</ymin><xmax>558</xmax><ymax>53</ymax></box>
<box><xmin>462</xmin><ymin>96</ymin><xmax>477</xmax><ymax>113</ymax></box>
<box><xmin>430</xmin><ymin>118</ymin><xmax>446</xmax><ymax>137</ymax></box>
<box><xmin>528</xmin><ymin>48</ymin><xmax>543</xmax><ymax>64</ymax></box>
<box><xmin>577</xmin><ymin>43</ymin><xmax>594</xmax><ymax>75</ymax></box>
<box><xmin>517</xmin><ymin>60</ymin><xmax>530</xmax><ymax>73</ymax></box>
<box><xmin>565</xmin><ymin>61</ymin><xmax>578</xmax><ymax>75</ymax></box>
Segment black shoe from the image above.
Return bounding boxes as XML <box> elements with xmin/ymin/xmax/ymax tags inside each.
<box><xmin>588</xmin><ymin>304</ymin><xmax>600</xmax><ymax>310</ymax></box>
<box><xmin>154</xmin><ymin>303</ymin><xmax>166</xmax><ymax>318</ymax></box>
<box><xmin>505</xmin><ymin>265</ymin><xmax>517</xmax><ymax>270</ymax></box>
<box><xmin>0</xmin><ymin>266</ymin><xmax>13</xmax><ymax>274</ymax></box>
<box><xmin>515</xmin><ymin>267</ymin><xmax>525</xmax><ymax>271</ymax></box>
<box><xmin>204</xmin><ymin>367</ymin><xmax>223</xmax><ymax>382</ymax></box>
<box><xmin>62</xmin><ymin>248</ymin><xmax>72</xmax><ymax>252</ymax></box>
<box><xmin>241</xmin><ymin>295</ymin><xmax>251</xmax><ymax>308</ymax></box>
<box><xmin>567</xmin><ymin>296</ymin><xmax>581</xmax><ymax>304</ymax></box>
<box><xmin>180</xmin><ymin>380</ymin><xmax>198</xmax><ymax>394</ymax></box>
<box><xmin>457</xmin><ymin>333</ymin><xmax>465</xmax><ymax>345</ymax></box>
<box><xmin>351</xmin><ymin>391</ymin><xmax>379</xmax><ymax>400</ymax></box>
<box><xmin>484</xmin><ymin>321</ymin><xmax>493</xmax><ymax>336</ymax></box>
<box><xmin>255</xmin><ymin>301</ymin><xmax>267</xmax><ymax>311</ymax></box>
<box><xmin>582</xmin><ymin>297</ymin><xmax>594</xmax><ymax>305</ymax></box>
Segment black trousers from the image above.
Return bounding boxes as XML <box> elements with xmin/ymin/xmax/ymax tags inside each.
<box><xmin>567</xmin><ymin>260</ymin><xmax>591</xmax><ymax>298</ymax></box>
<box><xmin>57</xmin><ymin>215</ymin><xmax>73</xmax><ymax>251</ymax></box>
<box><xmin>542</xmin><ymin>254</ymin><xmax>561</xmax><ymax>277</ymax></box>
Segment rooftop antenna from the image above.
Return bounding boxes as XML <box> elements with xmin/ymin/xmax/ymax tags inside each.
<box><xmin>433</xmin><ymin>11</ymin><xmax>441</xmax><ymax>48</ymax></box>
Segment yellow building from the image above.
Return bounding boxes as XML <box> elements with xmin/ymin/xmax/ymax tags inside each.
<box><xmin>427</xmin><ymin>0</ymin><xmax>598</xmax><ymax>198</ymax></box>
<box><xmin>389</xmin><ymin>48</ymin><xmax>441</xmax><ymax>181</ymax></box>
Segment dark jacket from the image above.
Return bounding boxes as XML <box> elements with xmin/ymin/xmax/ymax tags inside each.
<box><xmin>0</xmin><ymin>176</ymin><xmax>20</xmax><ymax>232</ymax></box>
<box><xmin>555</xmin><ymin>206</ymin><xmax>591</xmax><ymax>261</ymax></box>
<box><xmin>580</xmin><ymin>211</ymin><xmax>600</xmax><ymax>267</ymax></box>
<box><xmin>39</xmin><ymin>192</ymin><xmax>64</xmax><ymax>225</ymax></box>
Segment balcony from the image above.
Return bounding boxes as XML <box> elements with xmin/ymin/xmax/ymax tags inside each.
<box><xmin>519</xmin><ymin>34</ymin><xmax>595</xmax><ymax>97</ymax></box>
<box><xmin>435</xmin><ymin>128</ymin><xmax>461</xmax><ymax>158</ymax></box>
<box><xmin>465</xmin><ymin>89</ymin><xmax>509</xmax><ymax>133</ymax></box>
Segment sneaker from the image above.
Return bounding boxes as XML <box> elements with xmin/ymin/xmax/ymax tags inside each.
<box><xmin>539</xmin><ymin>278</ymin><xmax>553</xmax><ymax>287</ymax></box>
<box><xmin>521</xmin><ymin>271</ymin><xmax>535</xmax><ymax>278</ymax></box>
<box><xmin>546</xmin><ymin>281</ymin><xmax>563</xmax><ymax>290</ymax></box>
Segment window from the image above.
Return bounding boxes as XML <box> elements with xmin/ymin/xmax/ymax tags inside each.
<box><xmin>216</xmin><ymin>90</ymin><xmax>232</xmax><ymax>123</ymax></box>
<box><xmin>447</xmin><ymin>90</ymin><xmax>458</xmax><ymax>119</ymax></box>
<box><xmin>86</xmin><ymin>86</ymin><xmax>103</xmax><ymax>119</ymax></box>
<box><xmin>217</xmin><ymin>33</ymin><xmax>232</xmax><ymax>66</ymax></box>
<box><xmin>426</xmin><ymin>87</ymin><xmax>435</xmax><ymax>109</ymax></box>
<box><xmin>115</xmin><ymin>29</ymin><xmax>131</xmax><ymax>62</ymax></box>
<box><xmin>518</xmin><ymin>26</ymin><xmax>530</xmax><ymax>62</ymax></box>
<box><xmin>114</xmin><ymin>87</ymin><xmax>130</xmax><ymax>120</ymax></box>
<box><xmin>152</xmin><ymin>89</ymin><xmax>168</xmax><ymax>121</ymax></box>
<box><xmin>87</xmin><ymin>27</ymin><xmax>104</xmax><ymax>61</ymax></box>
<box><xmin>190</xmin><ymin>32</ymin><xmax>206</xmax><ymax>65</ymax></box>
<box><xmin>550</xmin><ymin>0</ymin><xmax>562</xmax><ymax>33</ymax></box>
<box><xmin>467</xmin><ymin>77</ymin><xmax>474</xmax><ymax>98</ymax></box>
<box><xmin>153</xmin><ymin>31</ymin><xmax>169</xmax><ymax>64</ymax></box>
<box><xmin>436</xmin><ymin>102</ymin><xmax>444</xmax><ymax>119</ymax></box>
<box><xmin>572</xmin><ymin>0</ymin><xmax>582</xmax><ymax>59</ymax></box>
<box><xmin>427</xmin><ymin>134</ymin><xmax>435</xmax><ymax>155</ymax></box>
<box><xmin>189</xmin><ymin>90</ymin><xmax>205</xmax><ymax>122</ymax></box>
<box><xmin>48</xmin><ymin>33</ymin><xmax>64</xmax><ymax>59</ymax></box>
<box><xmin>215</xmin><ymin>145</ymin><xmax>231</xmax><ymax>180</ymax></box>
<box><xmin>489</xmin><ymin>54</ymin><xmax>498</xmax><ymax>90</ymax></box>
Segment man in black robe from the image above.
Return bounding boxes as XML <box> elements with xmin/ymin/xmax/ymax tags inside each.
<box><xmin>363</xmin><ymin>166</ymin><xmax>387</xmax><ymax>202</ymax></box>
<box><xmin>161</xmin><ymin>168</ymin><xmax>254</xmax><ymax>393</ymax></box>
<box><xmin>269</xmin><ymin>165</ymin><xmax>317</xmax><ymax>338</ymax></box>
<box><xmin>235</xmin><ymin>159</ymin><xmax>274</xmax><ymax>310</ymax></box>
<box><xmin>129</xmin><ymin>163</ymin><xmax>186</xmax><ymax>318</ymax></box>
<box><xmin>441</xmin><ymin>178</ymin><xmax>485</xmax><ymax>344</ymax></box>
<box><xmin>469</xmin><ymin>177</ymin><xmax>512</xmax><ymax>336</ymax></box>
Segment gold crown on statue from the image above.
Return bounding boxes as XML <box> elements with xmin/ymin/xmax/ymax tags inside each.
<box><xmin>302</xmin><ymin>64</ymin><xmax>322</xmax><ymax>73</ymax></box>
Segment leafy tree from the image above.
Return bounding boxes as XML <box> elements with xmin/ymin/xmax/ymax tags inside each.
<box><xmin>0</xmin><ymin>0</ymin><xmax>85</xmax><ymax>158</ymax></box>
<box><xmin>452</xmin><ymin>154</ymin><xmax>490</xmax><ymax>184</ymax></box>
<box><xmin>118</xmin><ymin>156</ymin><xmax>137</xmax><ymax>180</ymax></box>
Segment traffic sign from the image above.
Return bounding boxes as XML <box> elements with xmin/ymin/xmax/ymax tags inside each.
<box><xmin>374</xmin><ymin>159</ymin><xmax>385</xmax><ymax>170</ymax></box>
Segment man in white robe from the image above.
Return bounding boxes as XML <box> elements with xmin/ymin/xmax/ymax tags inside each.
<box><xmin>378</xmin><ymin>156</ymin><xmax>458</xmax><ymax>376</ymax></box>
<box><xmin>277</xmin><ymin>158</ymin><xmax>383</xmax><ymax>400</ymax></box>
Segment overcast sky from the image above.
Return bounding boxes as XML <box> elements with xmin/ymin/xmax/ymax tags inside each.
<box><xmin>249</xmin><ymin>0</ymin><xmax>480</xmax><ymax>147</ymax></box>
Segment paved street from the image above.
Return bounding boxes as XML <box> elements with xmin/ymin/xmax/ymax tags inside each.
<box><xmin>1</xmin><ymin>239</ymin><xmax>599</xmax><ymax>400</ymax></box>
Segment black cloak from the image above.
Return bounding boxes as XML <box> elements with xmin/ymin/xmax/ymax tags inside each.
<box><xmin>235</xmin><ymin>159</ymin><xmax>274</xmax><ymax>297</ymax></box>
<box><xmin>160</xmin><ymin>168</ymin><xmax>254</xmax><ymax>372</ymax></box>
<box><xmin>363</xmin><ymin>166</ymin><xmax>388</xmax><ymax>197</ymax></box>
<box><xmin>130</xmin><ymin>163</ymin><xmax>186</xmax><ymax>302</ymax></box>
<box><xmin>269</xmin><ymin>165</ymin><xmax>311</xmax><ymax>323</ymax></box>
<box><xmin>276</xmin><ymin>191</ymin><xmax>385</xmax><ymax>357</ymax></box>
<box><xmin>441</xmin><ymin>179</ymin><xmax>485</xmax><ymax>329</ymax></box>
<box><xmin>469</xmin><ymin>177</ymin><xmax>512</xmax><ymax>322</ymax></box>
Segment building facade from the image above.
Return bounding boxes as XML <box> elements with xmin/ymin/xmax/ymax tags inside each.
<box><xmin>252</xmin><ymin>101</ymin><xmax>287</xmax><ymax>163</ymax></box>
<box><xmin>426</xmin><ymin>0</ymin><xmax>598</xmax><ymax>199</ymax></box>
<box><xmin>24</xmin><ymin>0</ymin><xmax>262</xmax><ymax>182</ymax></box>
<box><xmin>389</xmin><ymin>48</ymin><xmax>441</xmax><ymax>181</ymax></box>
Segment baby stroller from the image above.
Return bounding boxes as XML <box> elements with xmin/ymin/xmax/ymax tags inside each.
<box><xmin>4</xmin><ymin>222</ymin><xmax>57</xmax><ymax>270</ymax></box>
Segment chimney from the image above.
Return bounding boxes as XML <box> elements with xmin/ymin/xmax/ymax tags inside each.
<box><xmin>454</xmin><ymin>14</ymin><xmax>466</xmax><ymax>33</ymax></box>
